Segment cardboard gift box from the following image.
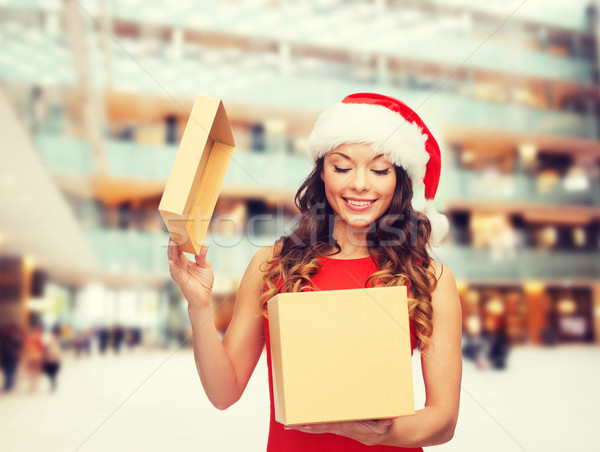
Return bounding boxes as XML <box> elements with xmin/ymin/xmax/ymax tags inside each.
<box><xmin>267</xmin><ymin>286</ymin><xmax>415</xmax><ymax>426</ymax></box>
<box><xmin>159</xmin><ymin>95</ymin><xmax>235</xmax><ymax>254</ymax></box>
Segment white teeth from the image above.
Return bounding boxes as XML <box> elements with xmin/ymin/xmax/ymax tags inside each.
<box><xmin>346</xmin><ymin>199</ymin><xmax>374</xmax><ymax>206</ymax></box>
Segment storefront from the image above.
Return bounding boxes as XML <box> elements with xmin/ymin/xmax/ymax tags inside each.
<box><xmin>459</xmin><ymin>283</ymin><xmax>596</xmax><ymax>345</ymax></box>
<box><xmin>546</xmin><ymin>287</ymin><xmax>595</xmax><ymax>343</ymax></box>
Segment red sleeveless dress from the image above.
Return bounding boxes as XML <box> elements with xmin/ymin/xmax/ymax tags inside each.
<box><xmin>263</xmin><ymin>255</ymin><xmax>423</xmax><ymax>452</ymax></box>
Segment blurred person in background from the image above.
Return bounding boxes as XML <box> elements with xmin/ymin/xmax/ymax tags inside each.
<box><xmin>28</xmin><ymin>86</ymin><xmax>48</xmax><ymax>133</ymax></box>
<box><xmin>112</xmin><ymin>325</ymin><xmax>125</xmax><ymax>355</ymax></box>
<box><xmin>462</xmin><ymin>314</ymin><xmax>487</xmax><ymax>370</ymax></box>
<box><xmin>0</xmin><ymin>323</ymin><xmax>24</xmax><ymax>393</ymax></box>
<box><xmin>42</xmin><ymin>326</ymin><xmax>62</xmax><ymax>392</ymax></box>
<box><xmin>168</xmin><ymin>93</ymin><xmax>462</xmax><ymax>451</ymax></box>
<box><xmin>74</xmin><ymin>329</ymin><xmax>93</xmax><ymax>357</ymax></box>
<box><xmin>22</xmin><ymin>323</ymin><xmax>45</xmax><ymax>393</ymax></box>
<box><xmin>485</xmin><ymin>317</ymin><xmax>510</xmax><ymax>370</ymax></box>
<box><xmin>97</xmin><ymin>327</ymin><xmax>110</xmax><ymax>355</ymax></box>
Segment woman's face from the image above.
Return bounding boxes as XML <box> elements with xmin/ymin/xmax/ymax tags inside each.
<box><xmin>321</xmin><ymin>143</ymin><xmax>397</xmax><ymax>229</ymax></box>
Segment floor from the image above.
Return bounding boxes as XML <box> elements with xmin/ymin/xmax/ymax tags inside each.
<box><xmin>1</xmin><ymin>344</ymin><xmax>598</xmax><ymax>452</ymax></box>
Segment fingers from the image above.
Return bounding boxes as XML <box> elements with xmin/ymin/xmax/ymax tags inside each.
<box><xmin>371</xmin><ymin>419</ymin><xmax>393</xmax><ymax>433</ymax></box>
<box><xmin>194</xmin><ymin>243</ymin><xmax>209</xmax><ymax>266</ymax></box>
<box><xmin>288</xmin><ymin>419</ymin><xmax>394</xmax><ymax>443</ymax></box>
<box><xmin>167</xmin><ymin>239</ymin><xmax>186</xmax><ymax>279</ymax></box>
<box><xmin>167</xmin><ymin>239</ymin><xmax>180</xmax><ymax>262</ymax></box>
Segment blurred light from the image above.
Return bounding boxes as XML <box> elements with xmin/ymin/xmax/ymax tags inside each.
<box><xmin>557</xmin><ymin>298</ymin><xmax>577</xmax><ymax>315</ymax></box>
<box><xmin>24</xmin><ymin>255</ymin><xmax>36</xmax><ymax>271</ymax></box>
<box><xmin>563</xmin><ymin>165</ymin><xmax>590</xmax><ymax>192</ymax></box>
<box><xmin>539</xmin><ymin>226</ymin><xmax>557</xmax><ymax>248</ymax></box>
<box><xmin>264</xmin><ymin>118</ymin><xmax>287</xmax><ymax>135</ymax></box>
<box><xmin>27</xmin><ymin>296</ymin><xmax>51</xmax><ymax>311</ymax></box>
<box><xmin>169</xmin><ymin>28</ymin><xmax>184</xmax><ymax>60</ymax></box>
<box><xmin>455</xmin><ymin>280</ymin><xmax>468</xmax><ymax>293</ymax></box>
<box><xmin>525</xmin><ymin>281</ymin><xmax>545</xmax><ymax>293</ymax></box>
<box><xmin>537</xmin><ymin>169</ymin><xmax>560</xmax><ymax>194</ymax></box>
<box><xmin>518</xmin><ymin>143</ymin><xmax>537</xmax><ymax>164</ymax></box>
<box><xmin>485</xmin><ymin>297</ymin><xmax>505</xmax><ymax>315</ymax></box>
<box><xmin>466</xmin><ymin>289</ymin><xmax>479</xmax><ymax>304</ymax></box>
<box><xmin>466</xmin><ymin>314</ymin><xmax>481</xmax><ymax>335</ymax></box>
<box><xmin>573</xmin><ymin>227</ymin><xmax>586</xmax><ymax>247</ymax></box>
<box><xmin>461</xmin><ymin>151</ymin><xmax>476</xmax><ymax>164</ymax></box>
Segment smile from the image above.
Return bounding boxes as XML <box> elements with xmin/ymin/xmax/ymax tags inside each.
<box><xmin>342</xmin><ymin>197</ymin><xmax>377</xmax><ymax>211</ymax></box>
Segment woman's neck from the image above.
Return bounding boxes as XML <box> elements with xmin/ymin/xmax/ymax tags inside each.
<box><xmin>330</xmin><ymin>219</ymin><xmax>372</xmax><ymax>258</ymax></box>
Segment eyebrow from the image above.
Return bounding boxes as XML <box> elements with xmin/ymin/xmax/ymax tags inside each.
<box><xmin>331</xmin><ymin>152</ymin><xmax>384</xmax><ymax>161</ymax></box>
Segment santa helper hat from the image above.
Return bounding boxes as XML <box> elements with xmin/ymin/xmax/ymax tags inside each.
<box><xmin>307</xmin><ymin>92</ymin><xmax>449</xmax><ymax>246</ymax></box>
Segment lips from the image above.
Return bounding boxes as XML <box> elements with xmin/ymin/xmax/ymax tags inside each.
<box><xmin>342</xmin><ymin>197</ymin><xmax>377</xmax><ymax>211</ymax></box>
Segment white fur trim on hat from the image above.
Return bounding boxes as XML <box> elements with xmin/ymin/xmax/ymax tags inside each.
<box><xmin>424</xmin><ymin>199</ymin><xmax>449</xmax><ymax>247</ymax></box>
<box><xmin>307</xmin><ymin>103</ymin><xmax>430</xmax><ymax>185</ymax></box>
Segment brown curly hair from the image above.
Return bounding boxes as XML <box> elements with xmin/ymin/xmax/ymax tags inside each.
<box><xmin>259</xmin><ymin>157</ymin><xmax>440</xmax><ymax>350</ymax></box>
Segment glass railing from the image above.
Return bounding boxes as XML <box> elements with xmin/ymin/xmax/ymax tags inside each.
<box><xmin>434</xmin><ymin>245</ymin><xmax>600</xmax><ymax>280</ymax></box>
<box><xmin>104</xmin><ymin>140</ymin><xmax>177</xmax><ymax>180</ymax></box>
<box><xmin>425</xmin><ymin>94</ymin><xmax>597</xmax><ymax>139</ymax></box>
<box><xmin>34</xmin><ymin>135</ymin><xmax>96</xmax><ymax>175</ymax></box>
<box><xmin>441</xmin><ymin>167</ymin><xmax>600</xmax><ymax>207</ymax></box>
<box><xmin>105</xmin><ymin>1</ymin><xmax>594</xmax><ymax>81</ymax></box>
<box><xmin>34</xmin><ymin>133</ymin><xmax>313</xmax><ymax>185</ymax></box>
<box><xmin>223</xmin><ymin>151</ymin><xmax>312</xmax><ymax>189</ymax></box>
<box><xmin>86</xmin><ymin>229</ymin><xmax>171</xmax><ymax>275</ymax></box>
<box><xmin>85</xmin><ymin>229</ymin><xmax>600</xmax><ymax>281</ymax></box>
<box><xmin>23</xmin><ymin>86</ymin><xmax>600</xmax><ymax>142</ymax></box>
<box><xmin>1</xmin><ymin>0</ymin><xmax>591</xmax><ymax>33</ymax></box>
<box><xmin>85</xmin><ymin>229</ymin><xmax>277</xmax><ymax>277</ymax></box>
<box><xmin>428</xmin><ymin>0</ymin><xmax>591</xmax><ymax>31</ymax></box>
<box><xmin>35</xmin><ymin>133</ymin><xmax>600</xmax><ymax>207</ymax></box>
<box><xmin>0</xmin><ymin>1</ymin><xmax>594</xmax><ymax>91</ymax></box>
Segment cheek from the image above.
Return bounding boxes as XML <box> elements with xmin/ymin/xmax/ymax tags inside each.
<box><xmin>323</xmin><ymin>173</ymin><xmax>345</xmax><ymax>195</ymax></box>
<box><xmin>380</xmin><ymin>178</ymin><xmax>397</xmax><ymax>202</ymax></box>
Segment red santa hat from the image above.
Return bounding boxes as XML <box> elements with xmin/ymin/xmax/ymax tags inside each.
<box><xmin>307</xmin><ymin>92</ymin><xmax>449</xmax><ymax>246</ymax></box>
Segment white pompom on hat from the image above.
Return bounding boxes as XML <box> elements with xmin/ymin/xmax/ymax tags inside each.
<box><xmin>307</xmin><ymin>92</ymin><xmax>449</xmax><ymax>246</ymax></box>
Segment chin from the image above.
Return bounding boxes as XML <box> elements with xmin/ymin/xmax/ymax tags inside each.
<box><xmin>343</xmin><ymin>215</ymin><xmax>377</xmax><ymax>229</ymax></box>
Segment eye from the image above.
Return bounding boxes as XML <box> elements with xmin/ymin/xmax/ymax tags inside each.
<box><xmin>372</xmin><ymin>168</ymin><xmax>391</xmax><ymax>175</ymax></box>
<box><xmin>334</xmin><ymin>166</ymin><xmax>351</xmax><ymax>173</ymax></box>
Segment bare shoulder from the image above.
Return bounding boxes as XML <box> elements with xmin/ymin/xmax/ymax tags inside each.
<box><xmin>242</xmin><ymin>246</ymin><xmax>275</xmax><ymax>283</ymax></box>
<box><xmin>249</xmin><ymin>246</ymin><xmax>274</xmax><ymax>270</ymax></box>
<box><xmin>428</xmin><ymin>261</ymin><xmax>459</xmax><ymax>309</ymax></box>
<box><xmin>234</xmin><ymin>246</ymin><xmax>275</xmax><ymax>314</ymax></box>
<box><xmin>428</xmin><ymin>260</ymin><xmax>455</xmax><ymax>286</ymax></box>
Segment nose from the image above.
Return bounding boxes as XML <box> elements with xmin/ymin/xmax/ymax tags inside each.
<box><xmin>349</xmin><ymin>167</ymin><xmax>369</xmax><ymax>193</ymax></box>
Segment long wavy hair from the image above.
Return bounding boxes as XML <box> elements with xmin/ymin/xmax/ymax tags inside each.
<box><xmin>259</xmin><ymin>157</ymin><xmax>439</xmax><ymax>350</ymax></box>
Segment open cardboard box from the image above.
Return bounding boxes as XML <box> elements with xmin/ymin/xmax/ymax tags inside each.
<box><xmin>159</xmin><ymin>95</ymin><xmax>235</xmax><ymax>254</ymax></box>
<box><xmin>267</xmin><ymin>286</ymin><xmax>415</xmax><ymax>426</ymax></box>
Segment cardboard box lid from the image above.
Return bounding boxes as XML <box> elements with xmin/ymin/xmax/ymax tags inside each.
<box><xmin>268</xmin><ymin>286</ymin><xmax>415</xmax><ymax>426</ymax></box>
<box><xmin>159</xmin><ymin>96</ymin><xmax>234</xmax><ymax>216</ymax></box>
<box><xmin>158</xmin><ymin>96</ymin><xmax>235</xmax><ymax>254</ymax></box>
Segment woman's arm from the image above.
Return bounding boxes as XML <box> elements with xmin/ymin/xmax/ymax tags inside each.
<box><xmin>292</xmin><ymin>262</ymin><xmax>462</xmax><ymax>447</ymax></box>
<box><xmin>378</xmin><ymin>261</ymin><xmax>463</xmax><ymax>446</ymax></box>
<box><xmin>169</xmin><ymin>241</ymin><xmax>270</xmax><ymax>410</ymax></box>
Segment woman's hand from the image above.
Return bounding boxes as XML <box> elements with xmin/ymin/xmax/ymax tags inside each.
<box><xmin>289</xmin><ymin>418</ymin><xmax>394</xmax><ymax>446</ymax></box>
<box><xmin>167</xmin><ymin>239</ymin><xmax>214</xmax><ymax>309</ymax></box>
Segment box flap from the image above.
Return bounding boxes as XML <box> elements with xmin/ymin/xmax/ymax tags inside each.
<box><xmin>158</xmin><ymin>96</ymin><xmax>221</xmax><ymax>217</ymax></box>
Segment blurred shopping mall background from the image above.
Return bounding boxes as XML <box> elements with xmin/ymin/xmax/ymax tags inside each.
<box><xmin>0</xmin><ymin>0</ymin><xmax>599</xmax><ymax>450</ymax></box>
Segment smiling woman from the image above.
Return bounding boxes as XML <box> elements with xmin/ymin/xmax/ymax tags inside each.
<box><xmin>168</xmin><ymin>93</ymin><xmax>462</xmax><ymax>452</ymax></box>
<box><xmin>322</xmin><ymin>143</ymin><xmax>398</xmax><ymax>233</ymax></box>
